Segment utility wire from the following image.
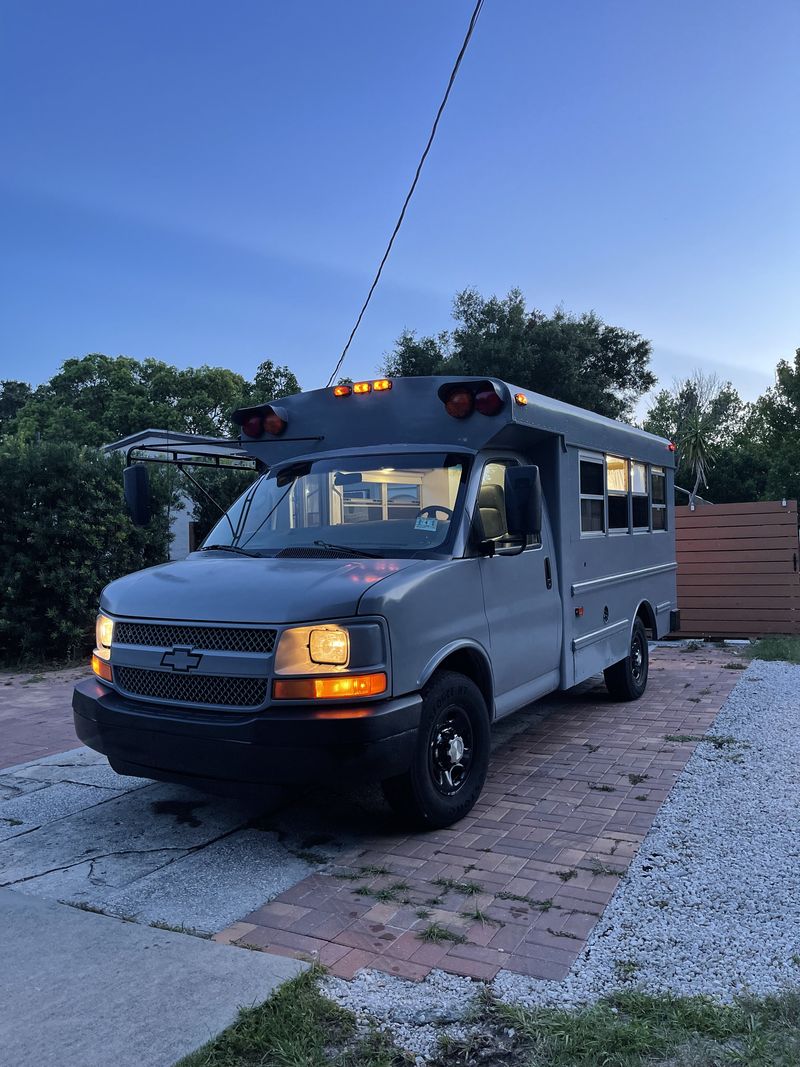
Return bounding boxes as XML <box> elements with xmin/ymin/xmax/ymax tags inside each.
<box><xmin>326</xmin><ymin>0</ymin><xmax>485</xmax><ymax>387</ymax></box>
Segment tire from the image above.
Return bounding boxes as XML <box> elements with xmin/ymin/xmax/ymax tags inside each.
<box><xmin>381</xmin><ymin>670</ymin><xmax>490</xmax><ymax>830</ymax></box>
<box><xmin>604</xmin><ymin>618</ymin><xmax>649</xmax><ymax>701</ymax></box>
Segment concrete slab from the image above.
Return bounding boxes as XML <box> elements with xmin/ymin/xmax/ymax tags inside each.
<box><xmin>0</xmin><ymin>781</ymin><xmax>264</xmax><ymax>894</ymax></box>
<box><xmin>0</xmin><ymin>888</ymin><xmax>305</xmax><ymax>1067</ymax></box>
<box><xmin>96</xmin><ymin>829</ymin><xmax>314</xmax><ymax>934</ymax></box>
<box><xmin>0</xmin><ymin>781</ymin><xmax>127</xmax><ymax>842</ymax></box>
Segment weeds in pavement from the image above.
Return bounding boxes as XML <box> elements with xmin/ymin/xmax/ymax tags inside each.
<box><xmin>557</xmin><ymin>869</ymin><xmax>578</xmax><ymax>882</ymax></box>
<box><xmin>433</xmin><ymin>877</ymin><xmax>484</xmax><ymax>896</ymax></box>
<box><xmin>628</xmin><ymin>773</ymin><xmax>649</xmax><ymax>785</ymax></box>
<box><xmin>417</xmin><ymin>923</ymin><xmax>467</xmax><ymax>945</ymax></box>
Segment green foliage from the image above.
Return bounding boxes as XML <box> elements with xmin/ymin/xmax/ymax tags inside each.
<box><xmin>747</xmin><ymin>636</ymin><xmax>800</xmax><ymax>664</ymax></box>
<box><xmin>176</xmin><ymin>966</ymin><xmax>410</xmax><ymax>1067</ymax></box>
<box><xmin>0</xmin><ymin>380</ymin><xmax>32</xmax><ymax>435</ymax></box>
<box><xmin>643</xmin><ymin>371</ymin><xmax>746</xmax><ymax>504</ymax></box>
<box><xmin>383</xmin><ymin>288</ymin><xmax>656</xmax><ymax>420</ymax></box>
<box><xmin>4</xmin><ymin>353</ymin><xmax>301</xmax><ymax>447</ymax></box>
<box><xmin>0</xmin><ymin>440</ymin><xmax>171</xmax><ymax>664</ymax></box>
<box><xmin>436</xmin><ymin>990</ymin><xmax>800</xmax><ymax>1067</ymax></box>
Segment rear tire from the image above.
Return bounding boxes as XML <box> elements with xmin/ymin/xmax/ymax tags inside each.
<box><xmin>604</xmin><ymin>618</ymin><xmax>649</xmax><ymax>701</ymax></box>
<box><xmin>381</xmin><ymin>670</ymin><xmax>490</xmax><ymax>830</ymax></box>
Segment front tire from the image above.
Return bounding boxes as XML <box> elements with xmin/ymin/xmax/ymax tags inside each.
<box><xmin>381</xmin><ymin>670</ymin><xmax>490</xmax><ymax>830</ymax></box>
<box><xmin>604</xmin><ymin>618</ymin><xmax>649</xmax><ymax>701</ymax></box>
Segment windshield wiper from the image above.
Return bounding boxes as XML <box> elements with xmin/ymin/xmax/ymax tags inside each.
<box><xmin>200</xmin><ymin>544</ymin><xmax>261</xmax><ymax>557</ymax></box>
<box><xmin>313</xmin><ymin>540</ymin><xmax>379</xmax><ymax>558</ymax></box>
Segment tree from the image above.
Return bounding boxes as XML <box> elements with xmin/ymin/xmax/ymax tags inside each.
<box><xmin>643</xmin><ymin>372</ymin><xmax>748</xmax><ymax>505</ymax></box>
<box><xmin>250</xmin><ymin>360</ymin><xmax>301</xmax><ymax>404</ymax></box>
<box><xmin>752</xmin><ymin>348</ymin><xmax>800</xmax><ymax>503</ymax></box>
<box><xmin>0</xmin><ymin>380</ymin><xmax>31</xmax><ymax>437</ymax></box>
<box><xmin>5</xmin><ymin>354</ymin><xmax>255</xmax><ymax>446</ymax></box>
<box><xmin>0</xmin><ymin>440</ymin><xmax>171</xmax><ymax>663</ymax></box>
<box><xmin>382</xmin><ymin>288</ymin><xmax>656</xmax><ymax>421</ymax></box>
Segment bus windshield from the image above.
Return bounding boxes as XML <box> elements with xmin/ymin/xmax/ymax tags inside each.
<box><xmin>202</xmin><ymin>452</ymin><xmax>470</xmax><ymax>558</ymax></box>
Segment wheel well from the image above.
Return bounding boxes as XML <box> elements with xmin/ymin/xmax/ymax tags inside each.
<box><xmin>636</xmin><ymin>600</ymin><xmax>657</xmax><ymax>638</ymax></box>
<box><xmin>432</xmin><ymin>648</ymin><xmax>494</xmax><ymax>717</ymax></box>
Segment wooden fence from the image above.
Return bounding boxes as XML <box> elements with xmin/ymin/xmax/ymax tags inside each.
<box><xmin>675</xmin><ymin>499</ymin><xmax>800</xmax><ymax>637</ymax></box>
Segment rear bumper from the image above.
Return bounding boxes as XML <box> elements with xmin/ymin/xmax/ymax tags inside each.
<box><xmin>73</xmin><ymin>678</ymin><xmax>421</xmax><ymax>792</ymax></box>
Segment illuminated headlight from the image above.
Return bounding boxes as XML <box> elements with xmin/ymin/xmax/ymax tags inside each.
<box><xmin>274</xmin><ymin>622</ymin><xmax>384</xmax><ymax>676</ymax></box>
<box><xmin>309</xmin><ymin>627</ymin><xmax>349</xmax><ymax>665</ymax></box>
<box><xmin>94</xmin><ymin>613</ymin><xmax>114</xmax><ymax>662</ymax></box>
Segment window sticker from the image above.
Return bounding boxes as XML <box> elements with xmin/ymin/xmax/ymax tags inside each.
<box><xmin>414</xmin><ymin>516</ymin><xmax>438</xmax><ymax>532</ymax></box>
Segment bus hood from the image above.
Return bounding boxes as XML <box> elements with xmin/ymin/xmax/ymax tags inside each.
<box><xmin>99</xmin><ymin>554</ymin><xmax>420</xmax><ymax>625</ymax></box>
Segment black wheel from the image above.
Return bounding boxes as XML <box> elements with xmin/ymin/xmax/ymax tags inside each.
<box><xmin>604</xmin><ymin>618</ymin><xmax>649</xmax><ymax>701</ymax></box>
<box><xmin>381</xmin><ymin>670</ymin><xmax>490</xmax><ymax>830</ymax></box>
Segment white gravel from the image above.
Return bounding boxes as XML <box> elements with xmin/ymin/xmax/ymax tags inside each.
<box><xmin>324</xmin><ymin>659</ymin><xmax>800</xmax><ymax>1058</ymax></box>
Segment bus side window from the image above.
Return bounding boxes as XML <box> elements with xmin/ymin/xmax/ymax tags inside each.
<box><xmin>606</xmin><ymin>455</ymin><xmax>629</xmax><ymax>532</ymax></box>
<box><xmin>579</xmin><ymin>455</ymin><xmax>605</xmax><ymax>534</ymax></box>
<box><xmin>632</xmin><ymin>461</ymin><xmax>649</xmax><ymax>529</ymax></box>
<box><xmin>651</xmin><ymin>467</ymin><xmax>667</xmax><ymax>530</ymax></box>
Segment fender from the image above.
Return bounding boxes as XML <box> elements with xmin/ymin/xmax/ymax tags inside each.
<box><xmin>417</xmin><ymin>639</ymin><xmax>495</xmax><ymax>717</ymax></box>
<box><xmin>631</xmin><ymin>599</ymin><xmax>657</xmax><ymax>641</ymax></box>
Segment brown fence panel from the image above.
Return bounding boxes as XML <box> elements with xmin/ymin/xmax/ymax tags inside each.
<box><xmin>675</xmin><ymin>500</ymin><xmax>800</xmax><ymax>637</ymax></box>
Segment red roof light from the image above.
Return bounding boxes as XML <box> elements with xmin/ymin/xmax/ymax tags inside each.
<box><xmin>444</xmin><ymin>389</ymin><xmax>474</xmax><ymax>419</ymax></box>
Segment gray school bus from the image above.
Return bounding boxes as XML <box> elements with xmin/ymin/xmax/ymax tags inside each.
<box><xmin>73</xmin><ymin>376</ymin><xmax>678</xmax><ymax>828</ymax></box>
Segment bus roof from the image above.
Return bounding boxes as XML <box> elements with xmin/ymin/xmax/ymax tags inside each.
<box><xmin>233</xmin><ymin>376</ymin><xmax>675</xmax><ymax>468</ymax></box>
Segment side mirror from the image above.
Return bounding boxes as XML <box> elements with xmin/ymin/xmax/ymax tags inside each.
<box><xmin>123</xmin><ymin>463</ymin><xmax>151</xmax><ymax>527</ymax></box>
<box><xmin>504</xmin><ymin>465</ymin><xmax>542</xmax><ymax>539</ymax></box>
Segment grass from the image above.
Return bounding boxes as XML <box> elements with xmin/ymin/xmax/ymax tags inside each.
<box><xmin>627</xmin><ymin>773</ymin><xmax>649</xmax><ymax>786</ymax></box>
<box><xmin>172</xmin><ymin>965</ymin><xmax>800</xmax><ymax>1067</ymax></box>
<box><xmin>434</xmin><ymin>989</ymin><xmax>800</xmax><ymax>1067</ymax></box>
<box><xmin>588</xmin><ymin>782</ymin><xmax>616</xmax><ymax>792</ymax></box>
<box><xmin>417</xmin><ymin>922</ymin><xmax>467</xmax><ymax>945</ymax></box>
<box><xmin>432</xmin><ymin>877</ymin><xmax>484</xmax><ymax>896</ymax></box>
<box><xmin>176</xmin><ymin>966</ymin><xmax>411</xmax><ymax>1066</ymax></box>
<box><xmin>496</xmin><ymin>891</ymin><xmax>553</xmax><ymax>911</ymax></box>
<box><xmin>747</xmin><ymin>635</ymin><xmax>800</xmax><ymax>664</ymax></box>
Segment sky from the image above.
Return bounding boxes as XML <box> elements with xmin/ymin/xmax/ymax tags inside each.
<box><xmin>1</xmin><ymin>0</ymin><xmax>798</xmax><ymax>408</ymax></box>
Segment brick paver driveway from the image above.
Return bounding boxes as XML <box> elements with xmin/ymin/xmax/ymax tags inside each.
<box><xmin>216</xmin><ymin>646</ymin><xmax>741</xmax><ymax>983</ymax></box>
<box><xmin>0</xmin><ymin>667</ymin><xmax>88</xmax><ymax>769</ymax></box>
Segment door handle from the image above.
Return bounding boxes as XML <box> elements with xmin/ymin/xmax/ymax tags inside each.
<box><xmin>544</xmin><ymin>556</ymin><xmax>553</xmax><ymax>590</ymax></box>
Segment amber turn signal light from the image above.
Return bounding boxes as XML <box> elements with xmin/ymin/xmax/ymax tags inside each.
<box><xmin>333</xmin><ymin>385</ymin><xmax>351</xmax><ymax>397</ymax></box>
<box><xmin>372</xmin><ymin>379</ymin><xmax>392</xmax><ymax>391</ymax></box>
<box><xmin>514</xmin><ymin>392</ymin><xmax>528</xmax><ymax>405</ymax></box>
<box><xmin>91</xmin><ymin>654</ymin><xmax>113</xmax><ymax>682</ymax></box>
<box><xmin>273</xmin><ymin>672</ymin><xmax>387</xmax><ymax>700</ymax></box>
<box><xmin>353</xmin><ymin>381</ymin><xmax>371</xmax><ymax>394</ymax></box>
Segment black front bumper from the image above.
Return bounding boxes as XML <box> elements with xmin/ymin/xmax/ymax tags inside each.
<box><xmin>73</xmin><ymin>678</ymin><xmax>422</xmax><ymax>792</ymax></box>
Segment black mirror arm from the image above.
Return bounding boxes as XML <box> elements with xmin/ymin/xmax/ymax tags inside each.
<box><xmin>176</xmin><ymin>464</ymin><xmax>236</xmax><ymax>541</ymax></box>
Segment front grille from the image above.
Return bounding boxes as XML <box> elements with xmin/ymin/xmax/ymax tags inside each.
<box><xmin>115</xmin><ymin>666</ymin><xmax>268</xmax><ymax>708</ymax></box>
<box><xmin>114</xmin><ymin>622</ymin><xmax>276</xmax><ymax>654</ymax></box>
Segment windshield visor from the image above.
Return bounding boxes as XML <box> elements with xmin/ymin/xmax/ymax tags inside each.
<box><xmin>203</xmin><ymin>452</ymin><xmax>470</xmax><ymax>557</ymax></box>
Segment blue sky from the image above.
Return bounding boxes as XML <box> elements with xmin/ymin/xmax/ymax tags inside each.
<box><xmin>1</xmin><ymin>0</ymin><xmax>798</xmax><ymax>406</ymax></box>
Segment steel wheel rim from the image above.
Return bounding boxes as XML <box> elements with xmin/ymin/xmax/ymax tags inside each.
<box><xmin>428</xmin><ymin>705</ymin><xmax>474</xmax><ymax>796</ymax></box>
<box><xmin>631</xmin><ymin>632</ymin><xmax>646</xmax><ymax>684</ymax></box>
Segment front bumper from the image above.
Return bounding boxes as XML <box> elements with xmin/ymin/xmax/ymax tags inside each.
<box><xmin>73</xmin><ymin>678</ymin><xmax>422</xmax><ymax>793</ymax></box>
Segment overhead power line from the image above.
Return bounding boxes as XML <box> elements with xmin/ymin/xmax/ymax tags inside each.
<box><xmin>326</xmin><ymin>0</ymin><xmax>485</xmax><ymax>387</ymax></box>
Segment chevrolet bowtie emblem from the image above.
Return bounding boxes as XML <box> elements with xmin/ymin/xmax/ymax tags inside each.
<box><xmin>161</xmin><ymin>647</ymin><xmax>203</xmax><ymax>672</ymax></box>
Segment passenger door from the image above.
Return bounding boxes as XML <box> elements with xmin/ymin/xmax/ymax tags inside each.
<box><xmin>476</xmin><ymin>459</ymin><xmax>562</xmax><ymax>716</ymax></box>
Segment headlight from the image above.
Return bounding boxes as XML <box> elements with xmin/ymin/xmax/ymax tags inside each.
<box><xmin>274</xmin><ymin>622</ymin><xmax>384</xmax><ymax>677</ymax></box>
<box><xmin>94</xmin><ymin>613</ymin><xmax>114</xmax><ymax>661</ymax></box>
<box><xmin>309</xmin><ymin>627</ymin><xmax>349</xmax><ymax>665</ymax></box>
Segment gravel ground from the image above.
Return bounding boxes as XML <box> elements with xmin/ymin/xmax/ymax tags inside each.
<box><xmin>324</xmin><ymin>659</ymin><xmax>800</xmax><ymax>1059</ymax></box>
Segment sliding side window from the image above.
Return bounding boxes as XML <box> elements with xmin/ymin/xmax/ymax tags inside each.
<box><xmin>651</xmin><ymin>467</ymin><xmax>666</xmax><ymax>530</ymax></box>
<box><xmin>606</xmin><ymin>455</ymin><xmax>629</xmax><ymax>532</ymax></box>
<box><xmin>631</xmin><ymin>462</ymin><xmax>650</xmax><ymax>530</ymax></box>
<box><xmin>579</xmin><ymin>455</ymin><xmax>605</xmax><ymax>534</ymax></box>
